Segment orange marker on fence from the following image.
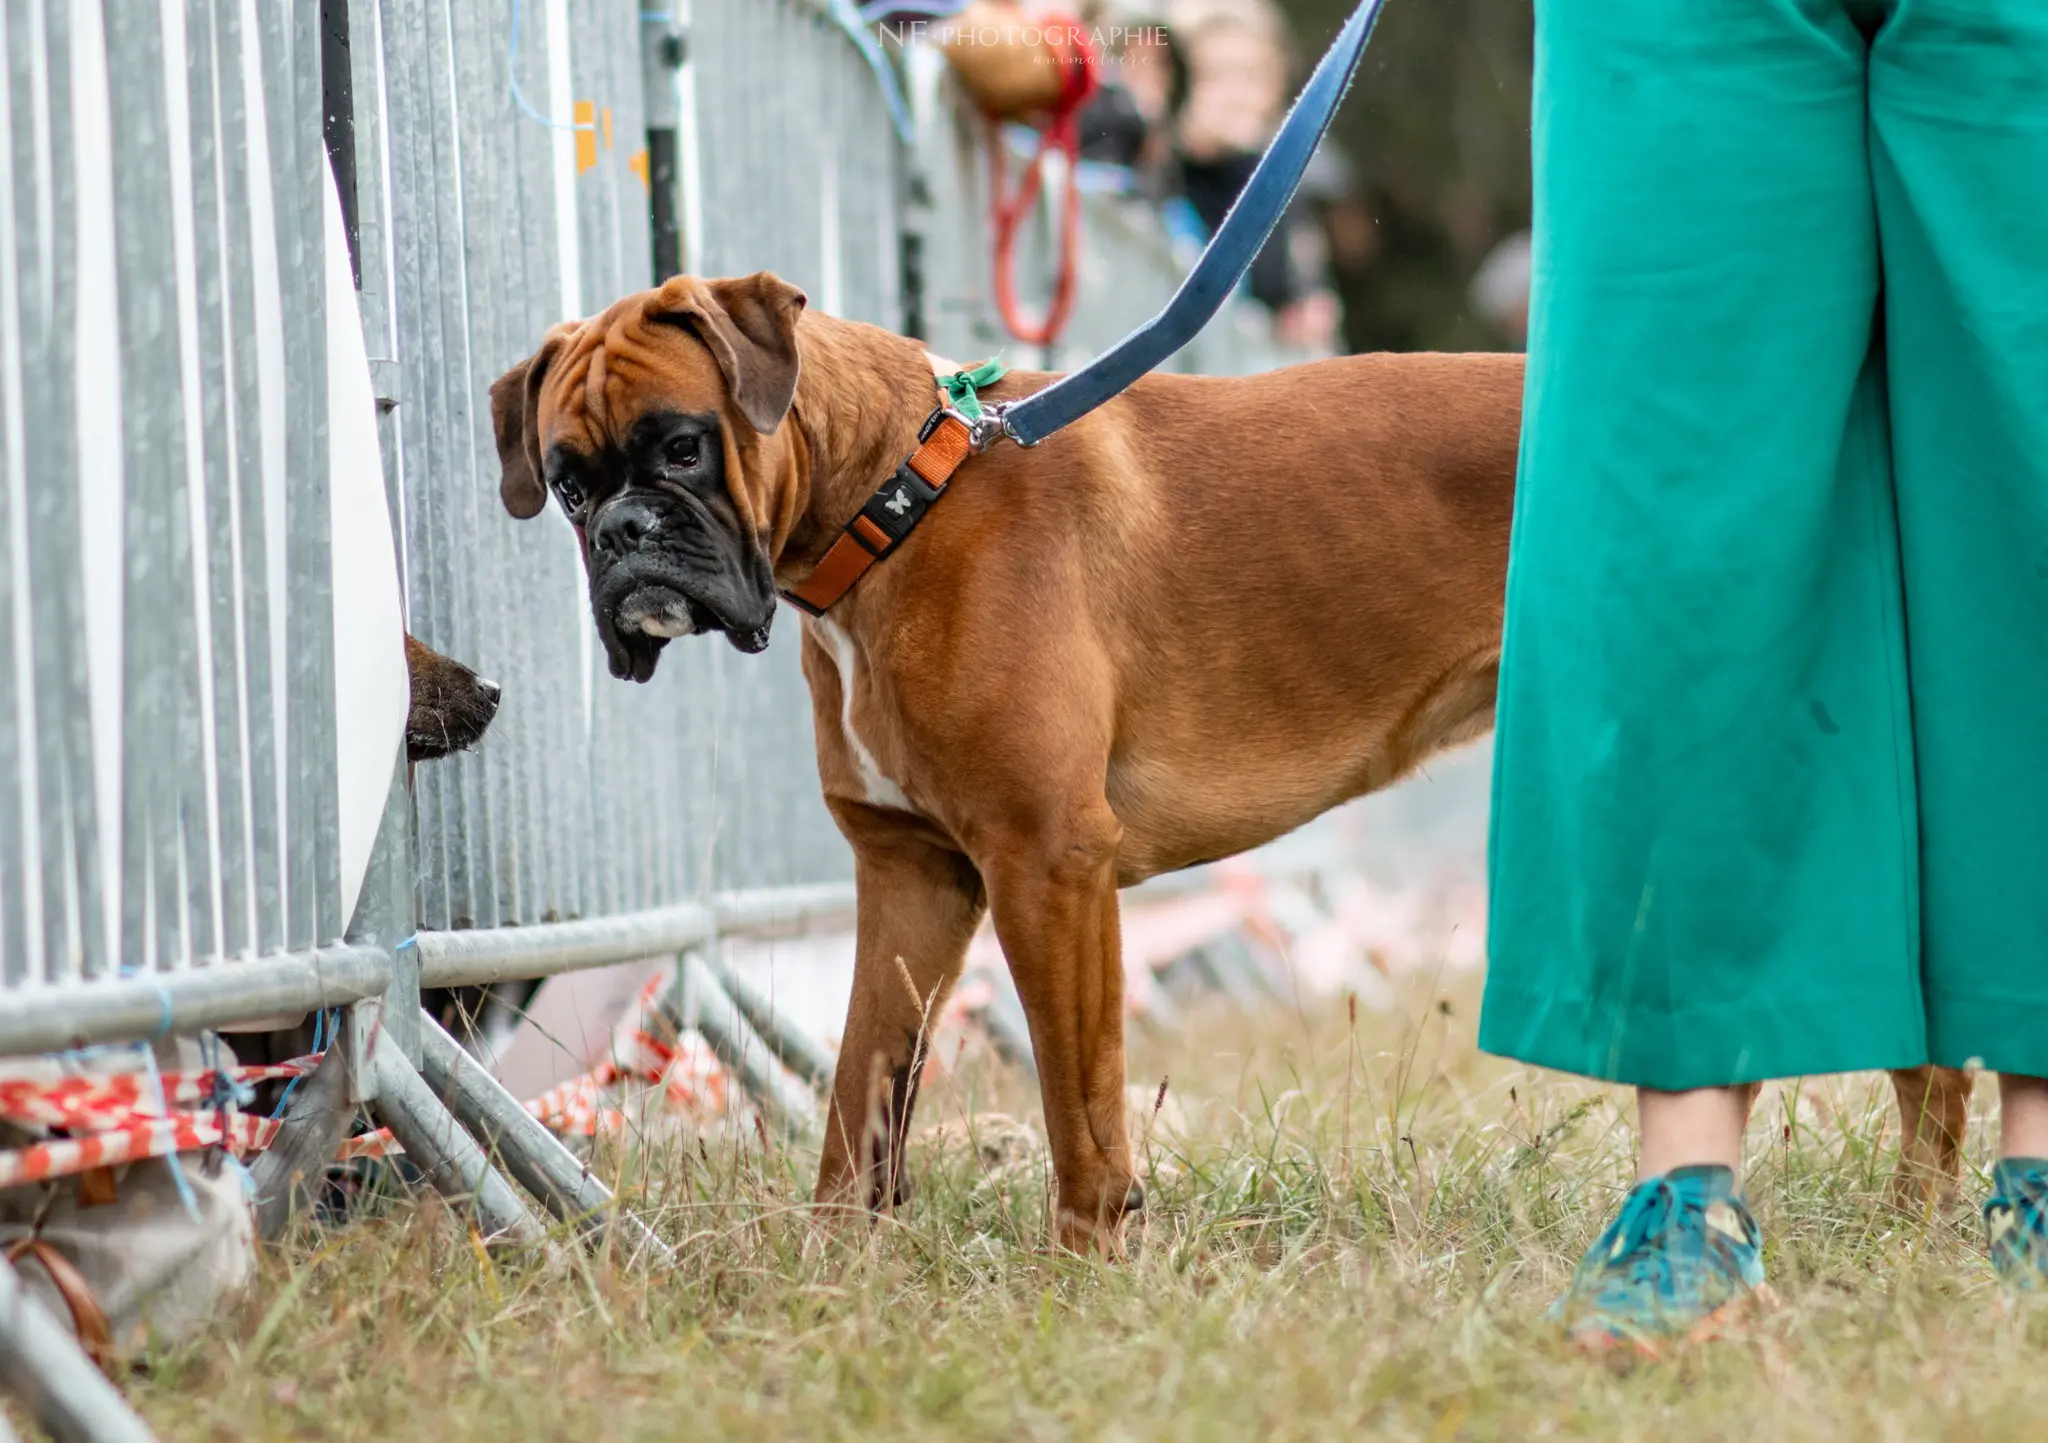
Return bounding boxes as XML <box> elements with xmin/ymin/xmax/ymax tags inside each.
<box><xmin>574</xmin><ymin>100</ymin><xmax>597</xmax><ymax>172</ymax></box>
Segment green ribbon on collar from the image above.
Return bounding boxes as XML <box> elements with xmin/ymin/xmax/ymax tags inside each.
<box><xmin>937</xmin><ymin>356</ymin><xmax>1008</xmax><ymax>421</ymax></box>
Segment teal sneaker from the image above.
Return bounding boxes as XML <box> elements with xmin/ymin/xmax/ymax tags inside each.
<box><xmin>1554</xmin><ymin>1164</ymin><xmax>1771</xmax><ymax>1356</ymax></box>
<box><xmin>1985</xmin><ymin>1157</ymin><xmax>2048</xmax><ymax>1290</ymax></box>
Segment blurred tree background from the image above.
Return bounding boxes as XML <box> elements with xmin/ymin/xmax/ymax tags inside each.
<box><xmin>1277</xmin><ymin>0</ymin><xmax>1531</xmax><ymax>353</ymax></box>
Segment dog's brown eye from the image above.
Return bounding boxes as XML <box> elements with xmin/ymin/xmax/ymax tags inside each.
<box><xmin>555</xmin><ymin>479</ymin><xmax>585</xmax><ymax>515</ymax></box>
<box><xmin>665</xmin><ymin>436</ymin><xmax>700</xmax><ymax>469</ymax></box>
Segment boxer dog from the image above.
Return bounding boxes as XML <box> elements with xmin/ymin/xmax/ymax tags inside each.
<box><xmin>489</xmin><ymin>273</ymin><xmax>1973</xmax><ymax>1251</ymax></box>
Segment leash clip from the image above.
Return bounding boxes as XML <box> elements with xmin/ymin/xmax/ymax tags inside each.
<box><xmin>935</xmin><ymin>403</ymin><xmax>1009</xmax><ymax>454</ymax></box>
<box><xmin>965</xmin><ymin>403</ymin><xmax>1012</xmax><ymax>453</ymax></box>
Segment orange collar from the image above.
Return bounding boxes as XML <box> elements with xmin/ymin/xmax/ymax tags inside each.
<box><xmin>780</xmin><ymin>406</ymin><xmax>977</xmax><ymax>616</ymax></box>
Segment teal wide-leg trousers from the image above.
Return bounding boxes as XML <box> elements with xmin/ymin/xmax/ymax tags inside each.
<box><xmin>1481</xmin><ymin>0</ymin><xmax>2048</xmax><ymax>1088</ymax></box>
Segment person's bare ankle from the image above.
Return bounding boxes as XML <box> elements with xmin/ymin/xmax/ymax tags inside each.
<box><xmin>1998</xmin><ymin>1073</ymin><xmax>2048</xmax><ymax>1161</ymax></box>
<box><xmin>1637</xmin><ymin>1084</ymin><xmax>1754</xmax><ymax>1181</ymax></box>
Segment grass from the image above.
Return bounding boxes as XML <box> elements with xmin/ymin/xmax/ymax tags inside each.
<box><xmin>81</xmin><ymin>973</ymin><xmax>2048</xmax><ymax>1440</ymax></box>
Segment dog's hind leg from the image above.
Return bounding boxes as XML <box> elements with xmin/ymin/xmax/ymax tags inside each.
<box><xmin>978</xmin><ymin>795</ymin><xmax>1138</xmax><ymax>1257</ymax></box>
<box><xmin>1887</xmin><ymin>1064</ymin><xmax>1975</xmax><ymax>1213</ymax></box>
<box><xmin>815</xmin><ymin>804</ymin><xmax>987</xmax><ymax>1224</ymax></box>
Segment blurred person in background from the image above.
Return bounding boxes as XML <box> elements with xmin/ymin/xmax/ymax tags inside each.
<box><xmin>1280</xmin><ymin>140</ymin><xmax>1357</xmax><ymax>350</ymax></box>
<box><xmin>1075</xmin><ymin>8</ymin><xmax>1181</xmax><ymax>181</ymax></box>
<box><xmin>1077</xmin><ymin>8</ymin><xmax>1189</xmax><ymax>186</ymax></box>
<box><xmin>1109</xmin><ymin>12</ymin><xmax>1189</xmax><ymax>144</ymax></box>
<box><xmin>1270</xmin><ymin>0</ymin><xmax>1531</xmax><ymax>354</ymax></box>
<box><xmin>1162</xmin><ymin>0</ymin><xmax>1341</xmax><ymax>350</ymax></box>
<box><xmin>1467</xmin><ymin>228</ymin><xmax>1530</xmax><ymax>349</ymax></box>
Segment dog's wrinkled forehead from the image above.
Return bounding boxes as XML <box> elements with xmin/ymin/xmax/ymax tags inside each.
<box><xmin>491</xmin><ymin>272</ymin><xmax>807</xmax><ymax>524</ymax></box>
<box><xmin>538</xmin><ymin>298</ymin><xmax>731</xmax><ymax>459</ymax></box>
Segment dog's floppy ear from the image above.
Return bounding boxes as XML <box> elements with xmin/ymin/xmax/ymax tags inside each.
<box><xmin>651</xmin><ymin>272</ymin><xmax>807</xmax><ymax>435</ymax></box>
<box><xmin>490</xmin><ymin>325</ymin><xmax>573</xmax><ymax>520</ymax></box>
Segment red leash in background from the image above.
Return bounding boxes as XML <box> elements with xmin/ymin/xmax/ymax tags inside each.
<box><xmin>986</xmin><ymin>18</ymin><xmax>1098</xmax><ymax>348</ymax></box>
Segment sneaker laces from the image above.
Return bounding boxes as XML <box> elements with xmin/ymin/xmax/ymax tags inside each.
<box><xmin>1593</xmin><ymin>1175</ymin><xmax>1693</xmax><ymax>1291</ymax></box>
<box><xmin>1987</xmin><ymin>1158</ymin><xmax>2048</xmax><ymax>1281</ymax></box>
<box><xmin>1559</xmin><ymin>1166</ymin><xmax>1759</xmax><ymax>1323</ymax></box>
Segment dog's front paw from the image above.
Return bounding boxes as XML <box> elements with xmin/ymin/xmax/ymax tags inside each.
<box><xmin>1053</xmin><ymin>1174</ymin><xmax>1142</xmax><ymax>1259</ymax></box>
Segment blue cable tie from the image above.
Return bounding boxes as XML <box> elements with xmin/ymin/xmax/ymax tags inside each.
<box><xmin>142</xmin><ymin>1044</ymin><xmax>202</xmax><ymax>1222</ymax></box>
<box><xmin>268</xmin><ymin>1007</ymin><xmax>327</xmax><ymax>1120</ymax></box>
<box><xmin>509</xmin><ymin>0</ymin><xmax>596</xmax><ymax>133</ymax></box>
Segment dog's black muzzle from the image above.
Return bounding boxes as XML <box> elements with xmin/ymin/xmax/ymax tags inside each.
<box><xmin>586</xmin><ymin>493</ymin><xmax>775</xmax><ymax>682</ymax></box>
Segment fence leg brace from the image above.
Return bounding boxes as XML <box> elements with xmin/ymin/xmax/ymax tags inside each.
<box><xmin>343</xmin><ymin>755</ymin><xmax>552</xmax><ymax>1251</ymax></box>
<box><xmin>371</xmin><ymin>1042</ymin><xmax>555</xmax><ymax>1253</ymax></box>
<box><xmin>249</xmin><ymin>1048</ymin><xmax>359</xmax><ymax>1240</ymax></box>
<box><xmin>418</xmin><ymin>1013</ymin><xmax>675</xmax><ymax>1268</ymax></box>
<box><xmin>701</xmin><ymin>949</ymin><xmax>837</xmax><ymax>1092</ymax></box>
<box><xmin>669</xmin><ymin>950</ymin><xmax>823</xmax><ymax>1134</ymax></box>
<box><xmin>0</xmin><ymin>1257</ymin><xmax>155</xmax><ymax>1443</ymax></box>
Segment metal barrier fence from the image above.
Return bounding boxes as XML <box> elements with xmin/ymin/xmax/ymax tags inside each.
<box><xmin>0</xmin><ymin>0</ymin><xmax>1321</xmax><ymax>1303</ymax></box>
<box><xmin>0</xmin><ymin>0</ymin><xmax>394</xmax><ymax>1054</ymax></box>
<box><xmin>0</xmin><ymin>6</ymin><xmax>1325</xmax><ymax>1430</ymax></box>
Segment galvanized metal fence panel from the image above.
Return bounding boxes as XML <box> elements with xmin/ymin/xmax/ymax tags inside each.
<box><xmin>0</xmin><ymin>1</ymin><xmax>394</xmax><ymax>1055</ymax></box>
<box><xmin>184</xmin><ymin>0</ymin><xmax>246</xmax><ymax>967</ymax></box>
<box><xmin>278</xmin><ymin>2</ymin><xmax>342</xmax><ymax>953</ymax></box>
<box><xmin>365</xmin><ymin>0</ymin><xmax>571</xmax><ymax>930</ymax></box>
<box><xmin>107</xmin><ymin>0</ymin><xmax>206</xmax><ymax>977</ymax></box>
<box><xmin>0</xmin><ymin>3</ymin><xmax>1321</xmax><ymax>1052</ymax></box>
<box><xmin>212</xmin><ymin>0</ymin><xmax>288</xmax><ymax>962</ymax></box>
<box><xmin>0</xmin><ymin>0</ymin><xmax>104</xmax><ymax>992</ymax></box>
<box><xmin>377</xmin><ymin>0</ymin><xmax>472</xmax><ymax>927</ymax></box>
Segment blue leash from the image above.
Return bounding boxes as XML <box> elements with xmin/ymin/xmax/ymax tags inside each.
<box><xmin>985</xmin><ymin>0</ymin><xmax>1387</xmax><ymax>450</ymax></box>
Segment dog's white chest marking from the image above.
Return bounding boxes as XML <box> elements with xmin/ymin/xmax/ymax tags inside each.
<box><xmin>809</xmin><ymin>616</ymin><xmax>915</xmax><ymax>812</ymax></box>
<box><xmin>796</xmin><ymin>349</ymin><xmax>956</xmax><ymax>814</ymax></box>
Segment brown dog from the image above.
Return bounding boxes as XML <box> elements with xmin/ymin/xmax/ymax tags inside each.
<box><xmin>403</xmin><ymin>633</ymin><xmax>501</xmax><ymax>763</ymax></box>
<box><xmin>490</xmin><ymin>272</ymin><xmax>1972</xmax><ymax>1249</ymax></box>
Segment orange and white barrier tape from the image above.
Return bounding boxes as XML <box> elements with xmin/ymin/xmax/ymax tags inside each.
<box><xmin>0</xmin><ymin>1057</ymin><xmax>319</xmax><ymax>1133</ymax></box>
<box><xmin>0</xmin><ymin>975</ymin><xmax>737</xmax><ymax>1190</ymax></box>
<box><xmin>0</xmin><ymin>1096</ymin><xmax>397</xmax><ymax>1190</ymax></box>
